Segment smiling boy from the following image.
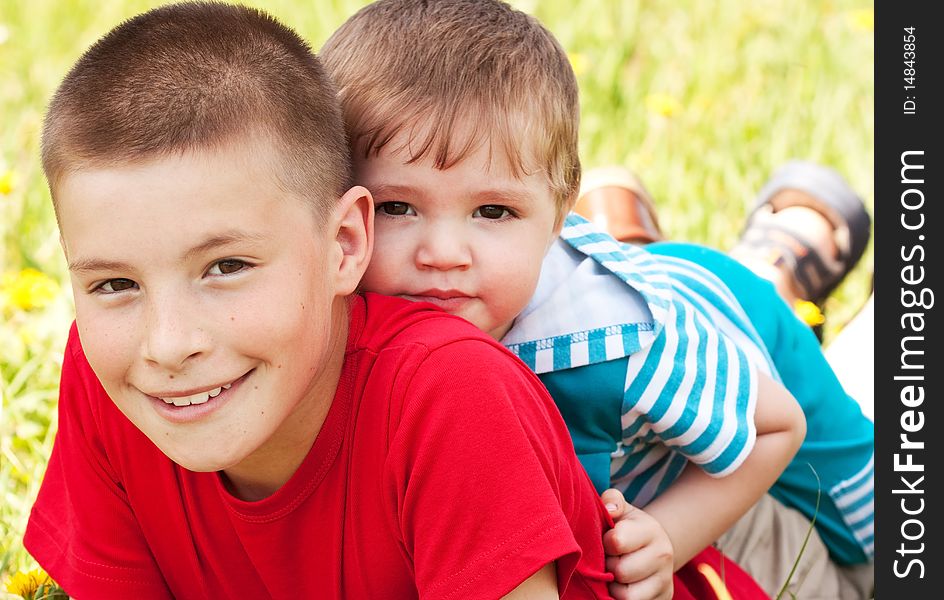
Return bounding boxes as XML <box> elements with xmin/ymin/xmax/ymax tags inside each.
<box><xmin>54</xmin><ymin>143</ymin><xmax>350</xmax><ymax>498</ymax></box>
<box><xmin>24</xmin><ymin>3</ymin><xmax>615</xmax><ymax>597</ymax></box>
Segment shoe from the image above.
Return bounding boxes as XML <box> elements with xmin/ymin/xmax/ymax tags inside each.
<box><xmin>575</xmin><ymin>166</ymin><xmax>663</xmax><ymax>244</ymax></box>
<box><xmin>732</xmin><ymin>161</ymin><xmax>872</xmax><ymax>306</ymax></box>
<box><xmin>730</xmin><ymin>161</ymin><xmax>872</xmax><ymax>338</ymax></box>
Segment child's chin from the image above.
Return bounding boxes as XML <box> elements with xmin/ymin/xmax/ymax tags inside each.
<box><xmin>160</xmin><ymin>445</ymin><xmax>241</xmax><ymax>474</ymax></box>
<box><xmin>177</xmin><ymin>460</ymin><xmax>226</xmax><ymax>473</ymax></box>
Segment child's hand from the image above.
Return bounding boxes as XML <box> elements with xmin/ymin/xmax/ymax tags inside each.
<box><xmin>601</xmin><ymin>488</ymin><xmax>674</xmax><ymax>600</ymax></box>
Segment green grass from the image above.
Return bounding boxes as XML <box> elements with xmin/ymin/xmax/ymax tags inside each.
<box><xmin>0</xmin><ymin>0</ymin><xmax>873</xmax><ymax>584</ymax></box>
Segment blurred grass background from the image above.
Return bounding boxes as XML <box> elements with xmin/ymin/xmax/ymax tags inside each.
<box><xmin>1</xmin><ymin>0</ymin><xmax>873</xmax><ymax>582</ymax></box>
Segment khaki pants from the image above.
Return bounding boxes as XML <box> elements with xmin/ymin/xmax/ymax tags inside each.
<box><xmin>716</xmin><ymin>494</ymin><xmax>874</xmax><ymax>599</ymax></box>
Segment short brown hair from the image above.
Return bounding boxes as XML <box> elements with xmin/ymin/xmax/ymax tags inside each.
<box><xmin>43</xmin><ymin>1</ymin><xmax>349</xmax><ymax>215</ymax></box>
<box><xmin>320</xmin><ymin>0</ymin><xmax>580</xmax><ymax>219</ymax></box>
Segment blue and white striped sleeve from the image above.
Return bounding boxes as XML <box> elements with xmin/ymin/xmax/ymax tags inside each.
<box><xmin>620</xmin><ymin>295</ymin><xmax>759</xmax><ymax>477</ymax></box>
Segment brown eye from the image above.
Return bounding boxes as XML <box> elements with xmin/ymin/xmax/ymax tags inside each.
<box><xmin>378</xmin><ymin>202</ymin><xmax>414</xmax><ymax>216</ymax></box>
<box><xmin>475</xmin><ymin>205</ymin><xmax>510</xmax><ymax>220</ymax></box>
<box><xmin>100</xmin><ymin>278</ymin><xmax>137</xmax><ymax>293</ymax></box>
<box><xmin>211</xmin><ymin>260</ymin><xmax>247</xmax><ymax>276</ymax></box>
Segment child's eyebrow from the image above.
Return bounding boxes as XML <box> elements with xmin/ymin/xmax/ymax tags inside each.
<box><xmin>471</xmin><ymin>188</ymin><xmax>534</xmax><ymax>205</ymax></box>
<box><xmin>68</xmin><ymin>258</ymin><xmax>134</xmax><ymax>274</ymax></box>
<box><xmin>68</xmin><ymin>230</ymin><xmax>267</xmax><ymax>274</ymax></box>
<box><xmin>367</xmin><ymin>183</ymin><xmax>420</xmax><ymax>199</ymax></box>
<box><xmin>181</xmin><ymin>230</ymin><xmax>267</xmax><ymax>261</ymax></box>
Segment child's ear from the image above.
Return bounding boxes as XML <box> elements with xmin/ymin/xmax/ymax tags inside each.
<box><xmin>331</xmin><ymin>185</ymin><xmax>374</xmax><ymax>295</ymax></box>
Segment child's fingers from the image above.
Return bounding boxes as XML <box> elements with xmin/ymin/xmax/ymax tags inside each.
<box><xmin>607</xmin><ymin>581</ymin><xmax>634</xmax><ymax>600</ymax></box>
<box><xmin>604</xmin><ymin>522</ymin><xmax>643</xmax><ymax>556</ymax></box>
<box><xmin>602</xmin><ymin>509</ymin><xmax>655</xmax><ymax>555</ymax></box>
<box><xmin>600</xmin><ymin>487</ymin><xmax>629</xmax><ymax>520</ymax></box>
<box><xmin>604</xmin><ymin>543</ymin><xmax>673</xmax><ymax>585</ymax></box>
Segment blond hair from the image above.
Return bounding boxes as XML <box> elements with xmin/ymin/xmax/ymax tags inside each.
<box><xmin>43</xmin><ymin>1</ymin><xmax>349</xmax><ymax>216</ymax></box>
<box><xmin>321</xmin><ymin>0</ymin><xmax>580</xmax><ymax>219</ymax></box>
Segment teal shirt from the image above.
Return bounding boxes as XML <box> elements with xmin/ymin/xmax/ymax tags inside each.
<box><xmin>505</xmin><ymin>216</ymin><xmax>761</xmax><ymax>511</ymax></box>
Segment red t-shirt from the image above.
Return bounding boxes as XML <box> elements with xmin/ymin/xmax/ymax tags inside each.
<box><xmin>25</xmin><ymin>293</ymin><xmax>612</xmax><ymax>599</ymax></box>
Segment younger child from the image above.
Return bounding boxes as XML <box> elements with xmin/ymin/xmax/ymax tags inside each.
<box><xmin>322</xmin><ymin>0</ymin><xmax>870</xmax><ymax>597</ymax></box>
<box><xmin>24</xmin><ymin>3</ymin><xmax>616</xmax><ymax>597</ymax></box>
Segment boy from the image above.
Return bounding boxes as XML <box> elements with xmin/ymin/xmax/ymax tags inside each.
<box><xmin>24</xmin><ymin>3</ymin><xmax>616</xmax><ymax>597</ymax></box>
<box><xmin>321</xmin><ymin>0</ymin><xmax>867</xmax><ymax>597</ymax></box>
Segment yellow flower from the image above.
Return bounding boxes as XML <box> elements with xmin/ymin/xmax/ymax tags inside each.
<box><xmin>5</xmin><ymin>569</ymin><xmax>53</xmax><ymax>598</ymax></box>
<box><xmin>0</xmin><ymin>170</ymin><xmax>15</xmax><ymax>195</ymax></box>
<box><xmin>1</xmin><ymin>269</ymin><xmax>61</xmax><ymax>311</ymax></box>
<box><xmin>645</xmin><ymin>93</ymin><xmax>682</xmax><ymax>118</ymax></box>
<box><xmin>848</xmin><ymin>8</ymin><xmax>874</xmax><ymax>32</ymax></box>
<box><xmin>794</xmin><ymin>300</ymin><xmax>826</xmax><ymax>327</ymax></box>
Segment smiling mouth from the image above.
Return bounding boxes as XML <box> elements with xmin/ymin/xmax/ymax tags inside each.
<box><xmin>160</xmin><ymin>384</ymin><xmax>232</xmax><ymax>407</ymax></box>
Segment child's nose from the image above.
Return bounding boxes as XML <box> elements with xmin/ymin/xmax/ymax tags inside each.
<box><xmin>142</xmin><ymin>294</ymin><xmax>210</xmax><ymax>370</ymax></box>
<box><xmin>415</xmin><ymin>224</ymin><xmax>471</xmax><ymax>271</ymax></box>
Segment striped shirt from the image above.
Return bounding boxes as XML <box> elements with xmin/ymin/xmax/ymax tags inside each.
<box><xmin>504</xmin><ymin>214</ymin><xmax>762</xmax><ymax>507</ymax></box>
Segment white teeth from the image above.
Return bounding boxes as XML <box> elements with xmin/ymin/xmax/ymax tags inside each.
<box><xmin>159</xmin><ymin>380</ymin><xmax>234</xmax><ymax>406</ymax></box>
<box><xmin>163</xmin><ymin>390</ymin><xmax>211</xmax><ymax>406</ymax></box>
